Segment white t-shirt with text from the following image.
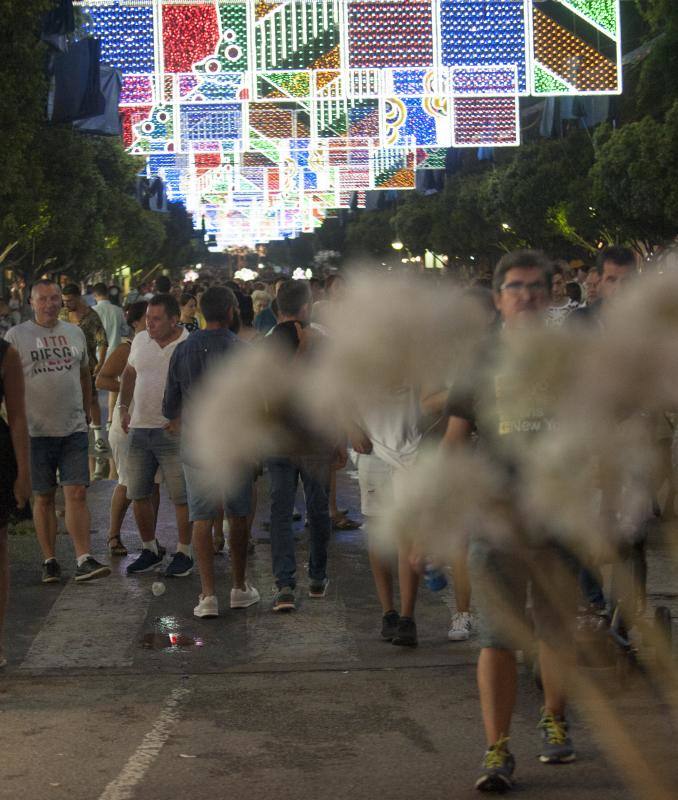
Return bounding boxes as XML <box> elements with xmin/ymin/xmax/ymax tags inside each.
<box><xmin>5</xmin><ymin>320</ymin><xmax>88</xmax><ymax>437</ymax></box>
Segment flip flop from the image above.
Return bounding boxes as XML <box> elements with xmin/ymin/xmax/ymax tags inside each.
<box><xmin>332</xmin><ymin>516</ymin><xmax>361</xmax><ymax>531</ymax></box>
<box><xmin>108</xmin><ymin>536</ymin><xmax>128</xmax><ymax>556</ymax></box>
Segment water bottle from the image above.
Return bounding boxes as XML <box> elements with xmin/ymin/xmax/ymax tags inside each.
<box><xmin>424</xmin><ymin>562</ymin><xmax>448</xmax><ymax>592</ymax></box>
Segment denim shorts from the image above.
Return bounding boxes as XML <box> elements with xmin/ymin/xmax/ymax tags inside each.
<box><xmin>468</xmin><ymin>537</ymin><xmax>577</xmax><ymax>651</ymax></box>
<box><xmin>30</xmin><ymin>432</ymin><xmax>90</xmax><ymax>494</ymax></box>
<box><xmin>126</xmin><ymin>428</ymin><xmax>187</xmax><ymax>504</ymax></box>
<box><xmin>183</xmin><ymin>463</ymin><xmax>252</xmax><ymax>521</ymax></box>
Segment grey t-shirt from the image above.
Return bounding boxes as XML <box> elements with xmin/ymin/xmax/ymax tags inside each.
<box><xmin>5</xmin><ymin>320</ymin><xmax>88</xmax><ymax>437</ymax></box>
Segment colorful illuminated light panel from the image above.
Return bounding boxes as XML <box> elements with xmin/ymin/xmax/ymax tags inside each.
<box><xmin>77</xmin><ymin>1</ymin><xmax>622</xmax><ymax>246</ymax></box>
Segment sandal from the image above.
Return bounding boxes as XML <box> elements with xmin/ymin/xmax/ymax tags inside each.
<box><xmin>108</xmin><ymin>536</ymin><xmax>128</xmax><ymax>556</ymax></box>
<box><xmin>332</xmin><ymin>515</ymin><xmax>361</xmax><ymax>531</ymax></box>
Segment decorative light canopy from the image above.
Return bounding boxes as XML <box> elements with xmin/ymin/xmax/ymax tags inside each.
<box><xmin>77</xmin><ymin>1</ymin><xmax>622</xmax><ymax>248</ymax></box>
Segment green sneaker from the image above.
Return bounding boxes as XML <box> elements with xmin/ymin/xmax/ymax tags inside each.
<box><xmin>475</xmin><ymin>737</ymin><xmax>515</xmax><ymax>792</ymax></box>
<box><xmin>272</xmin><ymin>586</ymin><xmax>296</xmax><ymax>612</ymax></box>
<box><xmin>538</xmin><ymin>711</ymin><xmax>576</xmax><ymax>764</ymax></box>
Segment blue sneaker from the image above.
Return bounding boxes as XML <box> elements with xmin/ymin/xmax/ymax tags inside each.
<box><xmin>126</xmin><ymin>548</ymin><xmax>163</xmax><ymax>575</ymax></box>
<box><xmin>475</xmin><ymin>737</ymin><xmax>515</xmax><ymax>792</ymax></box>
<box><xmin>538</xmin><ymin>711</ymin><xmax>576</xmax><ymax>764</ymax></box>
<box><xmin>164</xmin><ymin>552</ymin><xmax>194</xmax><ymax>578</ymax></box>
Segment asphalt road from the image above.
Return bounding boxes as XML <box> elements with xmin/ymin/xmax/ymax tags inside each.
<box><xmin>2</xmin><ymin>470</ymin><xmax>678</xmax><ymax>800</ymax></box>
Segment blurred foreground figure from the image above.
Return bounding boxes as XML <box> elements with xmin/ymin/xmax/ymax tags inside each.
<box><xmin>444</xmin><ymin>252</ymin><xmax>578</xmax><ymax>792</ymax></box>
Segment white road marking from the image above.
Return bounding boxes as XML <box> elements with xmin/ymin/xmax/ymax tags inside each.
<box><xmin>98</xmin><ymin>686</ymin><xmax>192</xmax><ymax>800</ymax></box>
<box><xmin>19</xmin><ymin>576</ymin><xmax>151</xmax><ymax>671</ymax></box>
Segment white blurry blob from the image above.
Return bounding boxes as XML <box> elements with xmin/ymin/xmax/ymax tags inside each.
<box><xmin>586</xmin><ymin>269</ymin><xmax>678</xmax><ymax>416</ymax></box>
<box><xmin>373</xmin><ymin>446</ymin><xmax>513</xmax><ymax>563</ymax></box>
<box><xmin>151</xmin><ymin>581</ymin><xmax>166</xmax><ymax>596</ymax></box>
<box><xmin>520</xmin><ymin>416</ymin><xmax>657</xmax><ymax>560</ymax></box>
<box><xmin>300</xmin><ymin>273</ymin><xmax>489</xmax><ymax>432</ymax></box>
<box><xmin>185</xmin><ymin>343</ymin><xmax>328</xmax><ymax>497</ymax></box>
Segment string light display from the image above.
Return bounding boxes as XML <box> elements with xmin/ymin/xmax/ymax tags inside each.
<box><xmin>347</xmin><ymin>2</ymin><xmax>434</xmax><ymax>69</ymax></box>
<box><xmin>453</xmin><ymin>97</ymin><xmax>519</xmax><ymax>147</ymax></box>
<box><xmin>531</xmin><ymin>6</ymin><xmax>619</xmax><ymax>94</ymax></box>
<box><xmin>439</xmin><ymin>0</ymin><xmax>527</xmax><ymax>92</ymax></box>
<box><xmin>80</xmin><ymin>3</ymin><xmax>154</xmax><ymax>72</ymax></box>
<box><xmin>77</xmin><ymin>0</ymin><xmax>622</xmax><ymax>246</ymax></box>
<box><xmin>120</xmin><ymin>75</ymin><xmax>153</xmax><ymax>105</ymax></box>
<box><xmin>162</xmin><ymin>4</ymin><xmax>221</xmax><ymax>73</ymax></box>
<box><xmin>560</xmin><ymin>0</ymin><xmax>618</xmax><ymax>36</ymax></box>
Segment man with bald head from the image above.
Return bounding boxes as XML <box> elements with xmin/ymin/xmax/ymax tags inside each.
<box><xmin>5</xmin><ymin>280</ymin><xmax>110</xmax><ymax>583</ymax></box>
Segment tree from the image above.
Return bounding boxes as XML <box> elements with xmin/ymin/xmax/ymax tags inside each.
<box><xmin>590</xmin><ymin>104</ymin><xmax>678</xmax><ymax>253</ymax></box>
<box><xmin>345</xmin><ymin>208</ymin><xmax>395</xmax><ymax>256</ymax></box>
<box><xmin>487</xmin><ymin>131</ymin><xmax>600</xmax><ymax>258</ymax></box>
<box><xmin>155</xmin><ymin>202</ymin><xmax>204</xmax><ymax>274</ymax></box>
<box><xmin>392</xmin><ymin>194</ymin><xmax>435</xmax><ymax>256</ymax></box>
<box><xmin>0</xmin><ymin>3</ymin><xmax>198</xmax><ymax>285</ymax></box>
<box><xmin>0</xmin><ymin>0</ymin><xmax>52</xmax><ymax>276</ymax></box>
<box><xmin>433</xmin><ymin>168</ymin><xmax>504</xmax><ymax>266</ymax></box>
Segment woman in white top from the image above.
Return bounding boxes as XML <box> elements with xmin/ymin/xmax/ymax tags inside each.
<box><xmin>96</xmin><ymin>301</ymin><xmax>159</xmax><ymax>555</ymax></box>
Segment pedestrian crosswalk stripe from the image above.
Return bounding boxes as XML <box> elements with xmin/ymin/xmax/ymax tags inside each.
<box><xmin>18</xmin><ymin>575</ymin><xmax>151</xmax><ymax>672</ymax></box>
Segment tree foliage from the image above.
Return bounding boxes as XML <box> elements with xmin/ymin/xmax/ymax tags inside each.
<box><xmin>591</xmin><ymin>103</ymin><xmax>678</xmax><ymax>251</ymax></box>
<box><xmin>1</xmin><ymin>0</ymin><xmax>196</xmax><ymax>284</ymax></box>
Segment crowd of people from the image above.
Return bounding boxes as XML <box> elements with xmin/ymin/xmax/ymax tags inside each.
<box><xmin>0</xmin><ymin>247</ymin><xmax>671</xmax><ymax>793</ymax></box>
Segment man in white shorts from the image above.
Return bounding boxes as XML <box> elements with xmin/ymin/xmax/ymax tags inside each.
<box><xmin>352</xmin><ymin>387</ymin><xmax>423</xmax><ymax>646</ymax></box>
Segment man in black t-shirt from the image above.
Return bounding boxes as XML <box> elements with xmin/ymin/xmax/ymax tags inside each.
<box><xmin>443</xmin><ymin>251</ymin><xmax>578</xmax><ymax>793</ymax></box>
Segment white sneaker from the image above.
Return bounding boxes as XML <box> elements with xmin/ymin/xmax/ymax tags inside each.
<box><xmin>230</xmin><ymin>583</ymin><xmax>260</xmax><ymax>609</ymax></box>
<box><xmin>448</xmin><ymin>611</ymin><xmax>473</xmax><ymax>641</ymax></box>
<box><xmin>194</xmin><ymin>594</ymin><xmax>219</xmax><ymax>618</ymax></box>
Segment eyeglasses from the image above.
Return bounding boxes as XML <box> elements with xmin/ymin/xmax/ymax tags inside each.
<box><xmin>500</xmin><ymin>280</ymin><xmax>548</xmax><ymax>295</ymax></box>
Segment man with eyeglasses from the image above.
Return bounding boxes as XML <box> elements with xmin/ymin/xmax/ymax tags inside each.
<box><xmin>442</xmin><ymin>250</ymin><xmax>578</xmax><ymax>792</ymax></box>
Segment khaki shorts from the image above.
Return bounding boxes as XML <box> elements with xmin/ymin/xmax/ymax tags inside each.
<box><xmin>469</xmin><ymin>537</ymin><xmax>578</xmax><ymax>651</ymax></box>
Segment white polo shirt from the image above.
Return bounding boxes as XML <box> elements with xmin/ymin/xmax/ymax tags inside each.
<box><xmin>127</xmin><ymin>328</ymin><xmax>188</xmax><ymax>429</ymax></box>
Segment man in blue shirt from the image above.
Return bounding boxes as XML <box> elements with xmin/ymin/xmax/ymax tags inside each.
<box><xmin>163</xmin><ymin>287</ymin><xmax>259</xmax><ymax>618</ymax></box>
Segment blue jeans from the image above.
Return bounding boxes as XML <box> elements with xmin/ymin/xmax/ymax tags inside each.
<box><xmin>30</xmin><ymin>432</ymin><xmax>89</xmax><ymax>494</ymax></box>
<box><xmin>266</xmin><ymin>456</ymin><xmax>331</xmax><ymax>589</ymax></box>
<box><xmin>126</xmin><ymin>428</ymin><xmax>187</xmax><ymax>504</ymax></box>
<box><xmin>183</xmin><ymin>463</ymin><xmax>253</xmax><ymax>522</ymax></box>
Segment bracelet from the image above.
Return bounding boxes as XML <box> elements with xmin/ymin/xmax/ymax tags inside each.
<box><xmin>119</xmin><ymin>403</ymin><xmax>129</xmax><ymax>409</ymax></box>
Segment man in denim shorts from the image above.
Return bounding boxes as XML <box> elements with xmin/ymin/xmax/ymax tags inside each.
<box><xmin>163</xmin><ymin>286</ymin><xmax>259</xmax><ymax>618</ymax></box>
<box><xmin>444</xmin><ymin>251</ymin><xmax>578</xmax><ymax>792</ymax></box>
<box><xmin>5</xmin><ymin>280</ymin><xmax>110</xmax><ymax>583</ymax></box>
<box><xmin>118</xmin><ymin>294</ymin><xmax>190</xmax><ymax>577</ymax></box>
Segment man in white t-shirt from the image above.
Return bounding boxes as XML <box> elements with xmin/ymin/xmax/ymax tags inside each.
<box><xmin>5</xmin><ymin>280</ymin><xmax>110</xmax><ymax>583</ymax></box>
<box><xmin>546</xmin><ymin>264</ymin><xmax>578</xmax><ymax>327</ymax></box>
<box><xmin>118</xmin><ymin>294</ymin><xmax>190</xmax><ymax>577</ymax></box>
